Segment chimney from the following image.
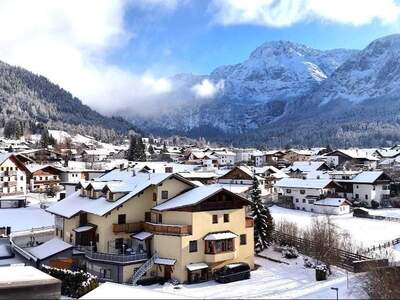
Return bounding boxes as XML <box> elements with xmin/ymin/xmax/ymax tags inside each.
<box><xmin>132</xmin><ymin>169</ymin><xmax>136</xmax><ymax>177</ymax></box>
<box><xmin>119</xmin><ymin>163</ymin><xmax>124</xmax><ymax>171</ymax></box>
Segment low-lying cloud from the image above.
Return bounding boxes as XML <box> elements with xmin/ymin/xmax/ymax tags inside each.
<box><xmin>192</xmin><ymin>79</ymin><xmax>225</xmax><ymax>99</ymax></box>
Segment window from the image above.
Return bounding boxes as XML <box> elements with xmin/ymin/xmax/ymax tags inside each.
<box><xmin>240</xmin><ymin>234</ymin><xmax>247</xmax><ymax>245</ymax></box>
<box><xmin>161</xmin><ymin>190</ymin><xmax>168</xmax><ymax>200</ymax></box>
<box><xmin>372</xmin><ymin>185</ymin><xmax>376</xmax><ymax>191</ymax></box>
<box><xmin>189</xmin><ymin>240</ymin><xmax>197</xmax><ymax>253</ymax></box>
<box><xmin>158</xmin><ymin>214</ymin><xmax>162</xmax><ymax>224</ymax></box>
<box><xmin>79</xmin><ymin>213</ymin><xmax>87</xmax><ymax>225</ymax></box>
<box><xmin>101</xmin><ymin>269</ymin><xmax>111</xmax><ymax>279</ymax></box>
<box><xmin>295</xmin><ymin>199</ymin><xmax>299</xmax><ymax>202</ymax></box>
<box><xmin>300</xmin><ymin>190</ymin><xmax>305</xmax><ymax>194</ymax></box>
<box><xmin>212</xmin><ymin>215</ymin><xmax>218</xmax><ymax>224</ymax></box>
<box><xmin>224</xmin><ymin>214</ymin><xmax>229</xmax><ymax>223</ymax></box>
<box><xmin>308</xmin><ymin>200</ymin><xmax>314</xmax><ymax>204</ymax></box>
<box><xmin>205</xmin><ymin>239</ymin><xmax>234</xmax><ymax>254</ymax></box>
<box><xmin>115</xmin><ymin>238</ymin><xmax>123</xmax><ymax>250</ymax></box>
<box><xmin>365</xmin><ymin>195</ymin><xmax>368</xmax><ymax>200</ymax></box>
<box><xmin>286</xmin><ymin>189</ymin><xmax>291</xmax><ymax>194</ymax></box>
<box><xmin>302</xmin><ymin>199</ymin><xmax>306</xmax><ymax>203</ymax></box>
<box><xmin>145</xmin><ymin>212</ymin><xmax>151</xmax><ymax>222</ymax></box>
<box><xmin>118</xmin><ymin>214</ymin><xmax>126</xmax><ymax>225</ymax></box>
<box><xmin>355</xmin><ymin>194</ymin><xmax>359</xmax><ymax>199</ymax></box>
<box><xmin>153</xmin><ymin>192</ymin><xmax>157</xmax><ymax>201</ymax></box>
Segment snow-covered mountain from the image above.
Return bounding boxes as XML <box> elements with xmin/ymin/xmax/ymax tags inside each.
<box><xmin>132</xmin><ymin>41</ymin><xmax>356</xmax><ymax>136</ymax></box>
<box><xmin>208</xmin><ymin>41</ymin><xmax>355</xmax><ymax>103</ymax></box>
<box><xmin>314</xmin><ymin>34</ymin><xmax>400</xmax><ymax>104</ymax></box>
<box><xmin>133</xmin><ymin>34</ymin><xmax>400</xmax><ymax>147</ymax></box>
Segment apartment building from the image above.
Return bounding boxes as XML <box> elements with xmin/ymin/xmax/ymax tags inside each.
<box><xmin>0</xmin><ymin>154</ymin><xmax>27</xmax><ymax>208</ymax></box>
<box><xmin>26</xmin><ymin>165</ymin><xmax>62</xmax><ymax>193</ymax></box>
<box><xmin>274</xmin><ymin>178</ymin><xmax>349</xmax><ymax>214</ymax></box>
<box><xmin>46</xmin><ymin>168</ymin><xmax>254</xmax><ymax>284</ymax></box>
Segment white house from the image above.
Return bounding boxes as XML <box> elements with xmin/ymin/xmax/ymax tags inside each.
<box><xmin>313</xmin><ymin>198</ymin><xmax>351</xmax><ymax>215</ymax></box>
<box><xmin>211</xmin><ymin>150</ymin><xmax>236</xmax><ymax>166</ymax></box>
<box><xmin>336</xmin><ymin>171</ymin><xmax>391</xmax><ymax>207</ymax></box>
<box><xmin>274</xmin><ymin>178</ymin><xmax>343</xmax><ymax>213</ymax></box>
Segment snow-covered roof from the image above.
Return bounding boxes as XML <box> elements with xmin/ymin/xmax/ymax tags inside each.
<box><xmin>154</xmin><ymin>257</ymin><xmax>176</xmax><ymax>266</ymax></box>
<box><xmin>81</xmin><ymin>282</ymin><xmax>187</xmax><ymax>299</ymax></box>
<box><xmin>0</xmin><ymin>153</ymin><xmax>11</xmax><ymax>164</ymax></box>
<box><xmin>213</xmin><ymin>183</ymin><xmax>251</xmax><ymax>194</ymax></box>
<box><xmin>73</xmin><ymin>225</ymin><xmax>96</xmax><ymax>233</ymax></box>
<box><xmin>328</xmin><ymin>149</ymin><xmax>379</xmax><ymax>161</ymax></box>
<box><xmin>274</xmin><ymin>178</ymin><xmax>334</xmax><ymax>189</ymax></box>
<box><xmin>28</xmin><ymin>238</ymin><xmax>72</xmax><ymax>260</ymax></box>
<box><xmin>131</xmin><ymin>231</ymin><xmax>153</xmax><ymax>241</ymax></box>
<box><xmin>287</xmin><ymin>161</ymin><xmax>327</xmax><ymax>173</ymax></box>
<box><xmin>186</xmin><ymin>262</ymin><xmax>209</xmax><ymax>271</ymax></box>
<box><xmin>152</xmin><ymin>185</ymin><xmax>223</xmax><ymax>211</ymax></box>
<box><xmin>0</xmin><ymin>266</ymin><xmax>57</xmax><ymax>286</ymax></box>
<box><xmin>314</xmin><ymin>198</ymin><xmax>349</xmax><ymax>207</ymax></box>
<box><xmin>178</xmin><ymin>172</ymin><xmax>218</xmax><ymax>179</ymax></box>
<box><xmin>47</xmin><ymin>173</ymin><xmax>181</xmax><ymax>218</ymax></box>
<box><xmin>203</xmin><ymin>231</ymin><xmax>237</xmax><ymax>241</ymax></box>
<box><xmin>349</xmin><ymin>171</ymin><xmax>389</xmax><ymax>184</ymax></box>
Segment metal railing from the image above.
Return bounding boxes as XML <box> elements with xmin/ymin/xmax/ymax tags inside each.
<box><xmin>80</xmin><ymin>247</ymin><xmax>148</xmax><ymax>263</ymax></box>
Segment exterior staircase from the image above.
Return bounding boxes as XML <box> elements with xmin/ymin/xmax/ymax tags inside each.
<box><xmin>131</xmin><ymin>252</ymin><xmax>158</xmax><ymax>285</ymax></box>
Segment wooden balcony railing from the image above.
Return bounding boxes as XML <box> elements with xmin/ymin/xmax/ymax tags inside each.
<box><xmin>112</xmin><ymin>222</ymin><xmax>143</xmax><ymax>234</ymax></box>
<box><xmin>112</xmin><ymin>221</ymin><xmax>192</xmax><ymax>236</ymax></box>
<box><xmin>245</xmin><ymin>217</ymin><xmax>254</xmax><ymax>228</ymax></box>
<box><xmin>144</xmin><ymin>222</ymin><xmax>192</xmax><ymax>235</ymax></box>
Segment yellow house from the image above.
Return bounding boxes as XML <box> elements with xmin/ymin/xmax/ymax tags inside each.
<box><xmin>46</xmin><ymin>168</ymin><xmax>254</xmax><ymax>284</ymax></box>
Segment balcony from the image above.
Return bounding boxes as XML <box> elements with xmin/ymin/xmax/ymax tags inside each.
<box><xmin>144</xmin><ymin>222</ymin><xmax>192</xmax><ymax>235</ymax></box>
<box><xmin>245</xmin><ymin>217</ymin><xmax>254</xmax><ymax>228</ymax></box>
<box><xmin>77</xmin><ymin>247</ymin><xmax>148</xmax><ymax>263</ymax></box>
<box><xmin>112</xmin><ymin>222</ymin><xmax>143</xmax><ymax>234</ymax></box>
<box><xmin>205</xmin><ymin>251</ymin><xmax>237</xmax><ymax>263</ymax></box>
<box><xmin>112</xmin><ymin>221</ymin><xmax>192</xmax><ymax>236</ymax></box>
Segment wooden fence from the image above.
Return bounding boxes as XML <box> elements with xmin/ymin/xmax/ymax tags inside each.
<box><xmin>363</xmin><ymin>237</ymin><xmax>400</xmax><ymax>254</ymax></box>
<box><xmin>273</xmin><ymin>230</ymin><xmax>372</xmax><ymax>272</ymax></box>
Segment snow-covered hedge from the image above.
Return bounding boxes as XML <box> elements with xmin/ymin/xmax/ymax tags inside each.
<box><xmin>41</xmin><ymin>265</ymin><xmax>98</xmax><ymax>298</ymax></box>
<box><xmin>281</xmin><ymin>246</ymin><xmax>299</xmax><ymax>259</ymax></box>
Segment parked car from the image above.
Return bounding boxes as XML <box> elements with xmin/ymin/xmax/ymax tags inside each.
<box><xmin>214</xmin><ymin>263</ymin><xmax>250</xmax><ymax>283</ymax></box>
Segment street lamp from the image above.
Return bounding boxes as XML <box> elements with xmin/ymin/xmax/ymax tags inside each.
<box><xmin>331</xmin><ymin>287</ymin><xmax>339</xmax><ymax>300</ymax></box>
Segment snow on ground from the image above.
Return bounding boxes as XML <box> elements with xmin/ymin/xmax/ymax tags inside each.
<box><xmin>0</xmin><ymin>202</ymin><xmax>54</xmax><ymax>231</ymax></box>
<box><xmin>83</xmin><ymin>250</ymin><xmax>366</xmax><ymax>299</ymax></box>
<box><xmin>367</xmin><ymin>208</ymin><xmax>400</xmax><ymax>219</ymax></box>
<box><xmin>270</xmin><ymin>206</ymin><xmax>400</xmax><ymax>248</ymax></box>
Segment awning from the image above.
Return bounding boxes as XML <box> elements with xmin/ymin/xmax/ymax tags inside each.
<box><xmin>131</xmin><ymin>231</ymin><xmax>153</xmax><ymax>241</ymax></box>
<box><xmin>203</xmin><ymin>231</ymin><xmax>237</xmax><ymax>241</ymax></box>
<box><xmin>155</xmin><ymin>257</ymin><xmax>176</xmax><ymax>266</ymax></box>
<box><xmin>73</xmin><ymin>224</ymin><xmax>96</xmax><ymax>233</ymax></box>
<box><xmin>186</xmin><ymin>262</ymin><xmax>208</xmax><ymax>271</ymax></box>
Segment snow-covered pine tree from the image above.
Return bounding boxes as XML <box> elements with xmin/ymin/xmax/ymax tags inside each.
<box><xmin>250</xmin><ymin>173</ymin><xmax>274</xmax><ymax>253</ymax></box>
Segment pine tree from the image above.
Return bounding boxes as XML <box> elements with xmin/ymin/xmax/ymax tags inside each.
<box><xmin>127</xmin><ymin>136</ymin><xmax>146</xmax><ymax>161</ymax></box>
<box><xmin>40</xmin><ymin>128</ymin><xmax>56</xmax><ymax>148</ymax></box>
<box><xmin>161</xmin><ymin>142</ymin><xmax>168</xmax><ymax>154</ymax></box>
<box><xmin>148</xmin><ymin>144</ymin><xmax>155</xmax><ymax>155</ymax></box>
<box><xmin>250</xmin><ymin>173</ymin><xmax>274</xmax><ymax>253</ymax></box>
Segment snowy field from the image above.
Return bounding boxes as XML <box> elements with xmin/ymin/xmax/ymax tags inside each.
<box><xmin>367</xmin><ymin>208</ymin><xmax>400</xmax><ymax>219</ymax></box>
<box><xmin>0</xmin><ymin>194</ymin><xmax>56</xmax><ymax>231</ymax></box>
<box><xmin>83</xmin><ymin>252</ymin><xmax>366</xmax><ymax>299</ymax></box>
<box><xmin>270</xmin><ymin>206</ymin><xmax>400</xmax><ymax>248</ymax></box>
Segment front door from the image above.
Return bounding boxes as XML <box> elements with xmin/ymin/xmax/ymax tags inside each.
<box><xmin>164</xmin><ymin>266</ymin><xmax>172</xmax><ymax>280</ymax></box>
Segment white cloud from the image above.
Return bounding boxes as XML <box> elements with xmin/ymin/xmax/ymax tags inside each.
<box><xmin>191</xmin><ymin>79</ymin><xmax>224</xmax><ymax>99</ymax></box>
<box><xmin>210</xmin><ymin>0</ymin><xmax>400</xmax><ymax>27</ymax></box>
<box><xmin>0</xmin><ymin>0</ymin><xmax>177</xmax><ymax>118</ymax></box>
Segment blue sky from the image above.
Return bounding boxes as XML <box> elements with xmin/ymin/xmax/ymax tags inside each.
<box><xmin>0</xmin><ymin>0</ymin><xmax>398</xmax><ymax>115</ymax></box>
<box><xmin>115</xmin><ymin>0</ymin><xmax>400</xmax><ymax>75</ymax></box>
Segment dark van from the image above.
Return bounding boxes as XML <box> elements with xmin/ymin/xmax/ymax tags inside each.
<box><xmin>214</xmin><ymin>263</ymin><xmax>250</xmax><ymax>283</ymax></box>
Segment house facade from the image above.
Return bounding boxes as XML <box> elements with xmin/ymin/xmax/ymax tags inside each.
<box><xmin>274</xmin><ymin>178</ymin><xmax>346</xmax><ymax>214</ymax></box>
<box><xmin>47</xmin><ymin>169</ymin><xmax>254</xmax><ymax>284</ymax></box>
<box><xmin>0</xmin><ymin>154</ymin><xmax>27</xmax><ymax>208</ymax></box>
